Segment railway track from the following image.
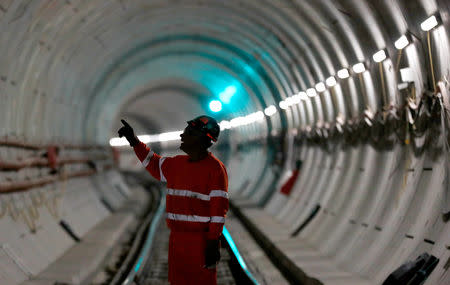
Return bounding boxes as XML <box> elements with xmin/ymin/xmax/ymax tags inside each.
<box><xmin>91</xmin><ymin>185</ymin><xmax>260</xmax><ymax>285</ymax></box>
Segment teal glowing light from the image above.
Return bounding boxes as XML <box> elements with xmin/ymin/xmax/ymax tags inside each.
<box><xmin>219</xmin><ymin>86</ymin><xmax>237</xmax><ymax>104</ymax></box>
<box><xmin>222</xmin><ymin>227</ymin><xmax>259</xmax><ymax>284</ymax></box>
<box><xmin>209</xmin><ymin>100</ymin><xmax>222</xmax><ymax>112</ymax></box>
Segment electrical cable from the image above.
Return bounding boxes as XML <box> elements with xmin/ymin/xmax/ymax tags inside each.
<box><xmin>427</xmin><ymin>31</ymin><xmax>436</xmax><ymax>93</ymax></box>
<box><xmin>379</xmin><ymin>62</ymin><xmax>388</xmax><ymax>107</ymax></box>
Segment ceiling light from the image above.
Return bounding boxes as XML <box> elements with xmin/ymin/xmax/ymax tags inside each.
<box><xmin>337</xmin><ymin>68</ymin><xmax>350</xmax><ymax>79</ymax></box>
<box><xmin>279</xmin><ymin>100</ymin><xmax>288</xmax><ymax>109</ymax></box>
<box><xmin>326</xmin><ymin>76</ymin><xmax>337</xmax><ymax>87</ymax></box>
<box><xmin>420</xmin><ymin>15</ymin><xmax>439</xmax><ymax>31</ymax></box>
<box><xmin>352</xmin><ymin>62</ymin><xmax>366</xmax><ymax>73</ymax></box>
<box><xmin>315</xmin><ymin>82</ymin><xmax>326</xmax><ymax>92</ymax></box>
<box><xmin>372</xmin><ymin>50</ymin><xmax>387</xmax><ymax>62</ymax></box>
<box><xmin>219</xmin><ymin>86</ymin><xmax>237</xmax><ymax>104</ymax></box>
<box><xmin>394</xmin><ymin>35</ymin><xmax>410</xmax><ymax>49</ymax></box>
<box><xmin>209</xmin><ymin>100</ymin><xmax>222</xmax><ymax>112</ymax></box>
<box><xmin>306</xmin><ymin>88</ymin><xmax>317</xmax><ymax>97</ymax></box>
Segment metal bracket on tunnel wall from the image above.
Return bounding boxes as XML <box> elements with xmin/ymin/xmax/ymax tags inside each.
<box><xmin>291</xmin><ymin>204</ymin><xmax>321</xmax><ymax>237</ymax></box>
<box><xmin>59</xmin><ymin>220</ymin><xmax>81</xmax><ymax>242</ymax></box>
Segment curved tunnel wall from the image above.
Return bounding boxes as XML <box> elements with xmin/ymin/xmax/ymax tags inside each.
<box><xmin>1</xmin><ymin>0</ymin><xmax>450</xmax><ymax>284</ymax></box>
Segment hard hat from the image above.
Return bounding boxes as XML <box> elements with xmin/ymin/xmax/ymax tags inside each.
<box><xmin>187</xmin><ymin>115</ymin><xmax>220</xmax><ymax>142</ymax></box>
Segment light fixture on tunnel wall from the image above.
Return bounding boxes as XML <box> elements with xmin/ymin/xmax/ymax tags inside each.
<box><xmin>352</xmin><ymin>62</ymin><xmax>366</xmax><ymax>73</ymax></box>
<box><xmin>110</xmin><ymin>137</ymin><xmax>128</xmax><ymax>146</ymax></box>
<box><xmin>306</xmin><ymin>88</ymin><xmax>317</xmax><ymax>97</ymax></box>
<box><xmin>264</xmin><ymin>105</ymin><xmax>277</xmax><ymax>116</ymax></box>
<box><xmin>285</xmin><ymin>96</ymin><xmax>295</xmax><ymax>106</ymax></box>
<box><xmin>230</xmin><ymin>117</ymin><xmax>244</xmax><ymax>128</ymax></box>
<box><xmin>400</xmin><ymin>67</ymin><xmax>414</xmax><ymax>83</ymax></box>
<box><xmin>420</xmin><ymin>14</ymin><xmax>440</xmax><ymax>31</ymax></box>
<box><xmin>219</xmin><ymin>86</ymin><xmax>237</xmax><ymax>104</ymax></box>
<box><xmin>219</xmin><ymin>120</ymin><xmax>231</xmax><ymax>130</ymax></box>
<box><xmin>291</xmin><ymin>94</ymin><xmax>301</xmax><ymax>104</ymax></box>
<box><xmin>326</xmin><ymin>76</ymin><xmax>337</xmax><ymax>87</ymax></box>
<box><xmin>315</xmin><ymin>82</ymin><xmax>326</xmax><ymax>93</ymax></box>
<box><xmin>209</xmin><ymin>100</ymin><xmax>222</xmax><ymax>112</ymax></box>
<box><xmin>394</xmin><ymin>34</ymin><xmax>411</xmax><ymax>50</ymax></box>
<box><xmin>337</xmin><ymin>68</ymin><xmax>350</xmax><ymax>79</ymax></box>
<box><xmin>298</xmin><ymin>91</ymin><xmax>308</xmax><ymax>100</ymax></box>
<box><xmin>158</xmin><ymin>131</ymin><xmax>183</xmax><ymax>142</ymax></box>
<box><xmin>372</xmin><ymin>49</ymin><xmax>387</xmax><ymax>63</ymax></box>
<box><xmin>279</xmin><ymin>100</ymin><xmax>288</xmax><ymax>109</ymax></box>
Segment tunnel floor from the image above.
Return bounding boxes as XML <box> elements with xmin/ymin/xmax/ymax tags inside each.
<box><xmin>137</xmin><ymin>210</ymin><xmax>287</xmax><ymax>285</ymax></box>
<box><xmin>139</xmin><ymin>219</ymin><xmax>235</xmax><ymax>285</ymax></box>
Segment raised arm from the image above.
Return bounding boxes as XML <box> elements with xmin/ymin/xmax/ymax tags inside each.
<box><xmin>118</xmin><ymin>119</ymin><xmax>167</xmax><ymax>181</ymax></box>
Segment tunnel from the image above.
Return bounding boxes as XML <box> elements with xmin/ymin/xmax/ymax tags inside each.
<box><xmin>1</xmin><ymin>0</ymin><xmax>450</xmax><ymax>284</ymax></box>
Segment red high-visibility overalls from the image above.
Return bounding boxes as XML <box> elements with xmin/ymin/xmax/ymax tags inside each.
<box><xmin>133</xmin><ymin>141</ymin><xmax>229</xmax><ymax>285</ymax></box>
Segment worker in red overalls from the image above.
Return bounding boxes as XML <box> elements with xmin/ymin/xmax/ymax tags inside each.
<box><xmin>118</xmin><ymin>116</ymin><xmax>228</xmax><ymax>285</ymax></box>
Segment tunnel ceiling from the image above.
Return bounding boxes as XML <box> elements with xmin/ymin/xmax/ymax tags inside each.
<box><xmin>0</xmin><ymin>0</ymin><xmax>449</xmax><ymax>144</ymax></box>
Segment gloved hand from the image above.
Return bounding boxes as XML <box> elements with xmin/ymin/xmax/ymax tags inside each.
<box><xmin>204</xmin><ymin>239</ymin><xmax>221</xmax><ymax>269</ymax></box>
<box><xmin>118</xmin><ymin>119</ymin><xmax>139</xmax><ymax>147</ymax></box>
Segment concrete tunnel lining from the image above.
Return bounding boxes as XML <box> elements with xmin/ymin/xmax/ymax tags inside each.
<box><xmin>1</xmin><ymin>0</ymin><xmax>450</xmax><ymax>284</ymax></box>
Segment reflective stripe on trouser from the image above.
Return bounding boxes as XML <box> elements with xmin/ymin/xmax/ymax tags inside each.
<box><xmin>166</xmin><ymin>212</ymin><xmax>225</xmax><ymax>223</ymax></box>
<box><xmin>168</xmin><ymin>231</ymin><xmax>216</xmax><ymax>285</ymax></box>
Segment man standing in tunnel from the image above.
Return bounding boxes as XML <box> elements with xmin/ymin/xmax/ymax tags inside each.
<box><xmin>118</xmin><ymin>116</ymin><xmax>228</xmax><ymax>285</ymax></box>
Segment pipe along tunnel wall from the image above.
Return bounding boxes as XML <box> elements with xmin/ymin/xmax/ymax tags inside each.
<box><xmin>1</xmin><ymin>0</ymin><xmax>450</xmax><ymax>284</ymax></box>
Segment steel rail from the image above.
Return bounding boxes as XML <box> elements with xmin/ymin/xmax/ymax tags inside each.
<box><xmin>121</xmin><ymin>187</ymin><xmax>166</xmax><ymax>285</ymax></box>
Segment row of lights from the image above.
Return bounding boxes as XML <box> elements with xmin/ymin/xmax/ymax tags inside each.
<box><xmin>110</xmin><ymin>131</ymin><xmax>183</xmax><ymax>146</ymax></box>
<box><xmin>219</xmin><ymin>111</ymin><xmax>265</xmax><ymax>130</ymax></box>
<box><xmin>275</xmin><ymin>14</ymin><xmax>440</xmax><ymax>109</ymax></box>
<box><xmin>110</xmin><ymin>15</ymin><xmax>441</xmax><ymax>147</ymax></box>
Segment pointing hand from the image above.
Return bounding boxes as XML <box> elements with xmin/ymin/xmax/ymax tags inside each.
<box><xmin>118</xmin><ymin>119</ymin><xmax>139</xmax><ymax>147</ymax></box>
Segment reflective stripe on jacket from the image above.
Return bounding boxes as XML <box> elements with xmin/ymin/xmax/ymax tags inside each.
<box><xmin>134</xmin><ymin>141</ymin><xmax>228</xmax><ymax>240</ymax></box>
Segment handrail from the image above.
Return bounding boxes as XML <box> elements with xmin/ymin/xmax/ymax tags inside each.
<box><xmin>122</xmin><ymin>187</ymin><xmax>166</xmax><ymax>285</ymax></box>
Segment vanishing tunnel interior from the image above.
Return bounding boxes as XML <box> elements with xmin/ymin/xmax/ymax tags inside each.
<box><xmin>1</xmin><ymin>0</ymin><xmax>450</xmax><ymax>284</ymax></box>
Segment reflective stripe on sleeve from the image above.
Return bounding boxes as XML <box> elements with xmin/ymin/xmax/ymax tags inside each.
<box><xmin>209</xmin><ymin>190</ymin><xmax>228</xmax><ymax>199</ymax></box>
<box><xmin>142</xmin><ymin>150</ymin><xmax>154</xmax><ymax>167</ymax></box>
<box><xmin>167</xmin><ymin>189</ymin><xmax>210</xmax><ymax>200</ymax></box>
<box><xmin>210</xmin><ymin>216</ymin><xmax>225</xmax><ymax>223</ymax></box>
<box><xmin>159</xmin><ymin>157</ymin><xmax>167</xmax><ymax>182</ymax></box>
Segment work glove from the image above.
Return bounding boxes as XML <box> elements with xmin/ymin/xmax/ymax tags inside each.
<box><xmin>204</xmin><ymin>239</ymin><xmax>221</xmax><ymax>269</ymax></box>
<box><xmin>118</xmin><ymin>119</ymin><xmax>139</xmax><ymax>147</ymax></box>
